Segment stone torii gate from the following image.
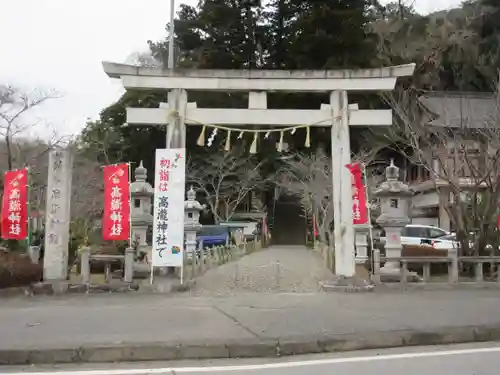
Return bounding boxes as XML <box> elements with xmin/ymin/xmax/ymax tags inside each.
<box><xmin>102</xmin><ymin>62</ymin><xmax>415</xmax><ymax>278</ymax></box>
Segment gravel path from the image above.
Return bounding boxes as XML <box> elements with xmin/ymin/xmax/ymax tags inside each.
<box><xmin>190</xmin><ymin>245</ymin><xmax>333</xmax><ymax>296</ymax></box>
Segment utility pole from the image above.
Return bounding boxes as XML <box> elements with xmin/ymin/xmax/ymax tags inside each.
<box><xmin>168</xmin><ymin>0</ymin><xmax>175</xmax><ymax>69</ymax></box>
<box><xmin>164</xmin><ymin>0</ymin><xmax>179</xmax><ymax>150</ymax></box>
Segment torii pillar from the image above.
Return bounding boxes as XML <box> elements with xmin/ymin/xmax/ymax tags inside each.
<box><xmin>102</xmin><ymin>63</ymin><xmax>415</xmax><ymax>278</ymax></box>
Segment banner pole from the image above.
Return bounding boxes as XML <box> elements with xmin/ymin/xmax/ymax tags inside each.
<box><xmin>26</xmin><ymin>167</ymin><xmax>31</xmax><ymax>250</ymax></box>
<box><xmin>180</xmin><ymin>262</ymin><xmax>184</xmax><ymax>285</ymax></box>
<box><xmin>362</xmin><ymin>163</ymin><xmax>375</xmax><ymax>272</ymax></box>
<box><xmin>128</xmin><ymin>162</ymin><xmax>133</xmax><ymax>250</ymax></box>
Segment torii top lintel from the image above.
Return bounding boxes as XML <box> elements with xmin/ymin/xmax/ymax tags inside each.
<box><xmin>102</xmin><ymin>62</ymin><xmax>415</xmax><ymax>93</ymax></box>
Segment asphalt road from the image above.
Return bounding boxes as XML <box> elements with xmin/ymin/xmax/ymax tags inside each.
<box><xmin>1</xmin><ymin>343</ymin><xmax>499</xmax><ymax>375</ymax></box>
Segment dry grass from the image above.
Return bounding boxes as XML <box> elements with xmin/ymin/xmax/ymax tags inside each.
<box><xmin>0</xmin><ymin>251</ymin><xmax>42</xmax><ymax>289</ymax></box>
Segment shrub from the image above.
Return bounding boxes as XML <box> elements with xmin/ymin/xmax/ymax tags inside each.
<box><xmin>0</xmin><ymin>251</ymin><xmax>42</xmax><ymax>289</ymax></box>
<box><xmin>401</xmin><ymin>245</ymin><xmax>449</xmax><ymax>274</ymax></box>
<box><xmin>372</xmin><ymin>242</ymin><xmax>448</xmax><ymax>257</ymax></box>
<box><xmin>370</xmin><ymin>243</ymin><xmax>449</xmax><ymax>274</ymax></box>
<box><xmin>401</xmin><ymin>245</ymin><xmax>448</xmax><ymax>257</ymax></box>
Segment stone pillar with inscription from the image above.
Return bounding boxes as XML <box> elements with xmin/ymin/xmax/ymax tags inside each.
<box><xmin>43</xmin><ymin>149</ymin><xmax>73</xmax><ymax>284</ymax></box>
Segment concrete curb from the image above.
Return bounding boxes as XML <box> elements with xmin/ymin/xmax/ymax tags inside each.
<box><xmin>1</xmin><ymin>324</ymin><xmax>500</xmax><ymax>365</ymax></box>
<box><xmin>0</xmin><ymin>280</ymin><xmax>195</xmax><ymax>298</ymax></box>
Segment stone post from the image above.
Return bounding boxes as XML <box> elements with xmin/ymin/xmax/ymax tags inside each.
<box><xmin>355</xmin><ymin>231</ymin><xmax>368</xmax><ymax>260</ymax></box>
<box><xmin>28</xmin><ymin>246</ymin><xmax>40</xmax><ymax>264</ymax></box>
<box><xmin>374</xmin><ymin>160</ymin><xmax>413</xmax><ymax>278</ymax></box>
<box><xmin>354</xmin><ymin>226</ymin><xmax>370</xmax><ymax>279</ymax></box>
<box><xmin>124</xmin><ymin>247</ymin><xmax>135</xmax><ymax>283</ymax></box>
<box><xmin>80</xmin><ymin>246</ymin><xmax>91</xmax><ymax>285</ymax></box>
<box><xmin>372</xmin><ymin>249</ymin><xmax>381</xmax><ymax>283</ymax></box>
<box><xmin>184</xmin><ymin>186</ymin><xmax>204</xmax><ymax>261</ymax></box>
<box><xmin>43</xmin><ymin>149</ymin><xmax>73</xmax><ymax>284</ymax></box>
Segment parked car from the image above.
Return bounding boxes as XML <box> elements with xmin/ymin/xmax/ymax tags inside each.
<box><xmin>428</xmin><ymin>234</ymin><xmax>461</xmax><ymax>250</ymax></box>
<box><xmin>380</xmin><ymin>224</ymin><xmax>450</xmax><ymax>246</ymax></box>
<box><xmin>432</xmin><ymin>233</ymin><xmax>493</xmax><ymax>252</ymax></box>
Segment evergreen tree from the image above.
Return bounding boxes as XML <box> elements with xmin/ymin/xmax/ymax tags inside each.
<box><xmin>78</xmin><ymin>90</ymin><xmax>168</xmax><ymax>180</ymax></box>
<box><xmin>150</xmin><ymin>0</ymin><xmax>265</xmax><ymax>69</ymax></box>
<box><xmin>266</xmin><ymin>0</ymin><xmax>377</xmax><ymax>69</ymax></box>
<box><xmin>79</xmin><ymin>0</ymin><xmax>383</xmax><ymax>168</ymax></box>
<box><xmin>475</xmin><ymin>0</ymin><xmax>500</xmax><ymax>87</ymax></box>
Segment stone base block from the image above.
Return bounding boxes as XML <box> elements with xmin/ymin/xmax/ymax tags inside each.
<box><xmin>355</xmin><ymin>263</ymin><xmax>370</xmax><ymax>280</ymax></box>
<box><xmin>67</xmin><ymin>283</ymin><xmax>140</xmax><ymax>294</ymax></box>
<box><xmin>377</xmin><ymin>269</ymin><xmax>421</xmax><ymax>283</ymax></box>
<box><xmin>320</xmin><ymin>275</ymin><xmax>375</xmax><ymax>293</ymax></box>
<box><xmin>133</xmin><ymin>262</ymin><xmax>151</xmax><ymax>279</ymax></box>
<box><xmin>138</xmin><ymin>277</ymin><xmax>195</xmax><ymax>293</ymax></box>
<box><xmin>45</xmin><ymin>280</ymin><xmax>69</xmax><ymax>294</ymax></box>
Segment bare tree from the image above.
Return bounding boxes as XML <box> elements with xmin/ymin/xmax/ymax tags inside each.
<box><xmin>78</xmin><ymin>120</ymin><xmax>123</xmax><ymax>164</ymax></box>
<box><xmin>276</xmin><ymin>150</ymin><xmax>333</xmax><ymax>245</ymax></box>
<box><xmin>71</xmin><ymin>155</ymin><xmax>104</xmax><ymax>241</ymax></box>
<box><xmin>0</xmin><ymin>136</ymin><xmax>69</xmax><ymax>217</ymax></box>
<box><xmin>275</xmin><ymin>147</ymin><xmax>385</xmax><ymax>246</ymax></box>
<box><xmin>0</xmin><ymin>85</ymin><xmax>60</xmax><ymax>170</ymax></box>
<box><xmin>125</xmin><ymin>51</ymin><xmax>162</xmax><ymax>68</ymax></box>
<box><xmin>187</xmin><ymin>148</ymin><xmax>268</xmax><ymax>223</ymax></box>
<box><xmin>383</xmin><ymin>85</ymin><xmax>500</xmax><ymax>256</ymax></box>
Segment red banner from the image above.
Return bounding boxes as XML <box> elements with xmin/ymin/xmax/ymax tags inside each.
<box><xmin>1</xmin><ymin>169</ymin><xmax>28</xmax><ymax>240</ymax></box>
<box><xmin>345</xmin><ymin>163</ymin><xmax>369</xmax><ymax>225</ymax></box>
<box><xmin>312</xmin><ymin>214</ymin><xmax>319</xmax><ymax>237</ymax></box>
<box><xmin>103</xmin><ymin>164</ymin><xmax>130</xmax><ymax>241</ymax></box>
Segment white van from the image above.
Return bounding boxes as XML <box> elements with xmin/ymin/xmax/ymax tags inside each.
<box><xmin>380</xmin><ymin>224</ymin><xmax>450</xmax><ymax>246</ymax></box>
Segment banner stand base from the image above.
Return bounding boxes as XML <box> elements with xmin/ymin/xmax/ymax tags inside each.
<box><xmin>140</xmin><ymin>277</ymin><xmax>189</xmax><ymax>293</ymax></box>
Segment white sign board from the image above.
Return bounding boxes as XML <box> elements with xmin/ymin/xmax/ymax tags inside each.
<box><xmin>152</xmin><ymin>148</ymin><xmax>186</xmax><ymax>267</ymax></box>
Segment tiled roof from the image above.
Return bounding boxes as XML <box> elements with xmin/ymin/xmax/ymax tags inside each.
<box><xmin>418</xmin><ymin>92</ymin><xmax>499</xmax><ymax>128</ymax></box>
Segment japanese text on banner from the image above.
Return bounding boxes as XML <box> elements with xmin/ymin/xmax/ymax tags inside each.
<box><xmin>345</xmin><ymin>163</ymin><xmax>369</xmax><ymax>225</ymax></box>
<box><xmin>103</xmin><ymin>164</ymin><xmax>130</xmax><ymax>241</ymax></box>
<box><xmin>152</xmin><ymin>148</ymin><xmax>186</xmax><ymax>268</ymax></box>
<box><xmin>1</xmin><ymin>169</ymin><xmax>28</xmax><ymax>240</ymax></box>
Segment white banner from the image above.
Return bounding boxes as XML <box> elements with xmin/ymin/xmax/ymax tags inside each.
<box><xmin>152</xmin><ymin>148</ymin><xmax>186</xmax><ymax>267</ymax></box>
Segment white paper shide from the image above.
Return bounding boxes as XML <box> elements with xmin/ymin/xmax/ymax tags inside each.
<box><xmin>152</xmin><ymin>148</ymin><xmax>186</xmax><ymax>267</ymax></box>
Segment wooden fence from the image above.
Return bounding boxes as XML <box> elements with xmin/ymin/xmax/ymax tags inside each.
<box><xmin>182</xmin><ymin>239</ymin><xmax>263</xmax><ymax>280</ymax></box>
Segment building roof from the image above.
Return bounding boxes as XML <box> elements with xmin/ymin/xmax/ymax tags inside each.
<box><xmin>418</xmin><ymin>92</ymin><xmax>499</xmax><ymax>128</ymax></box>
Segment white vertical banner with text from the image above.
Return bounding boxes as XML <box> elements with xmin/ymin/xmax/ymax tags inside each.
<box><xmin>152</xmin><ymin>148</ymin><xmax>186</xmax><ymax>268</ymax></box>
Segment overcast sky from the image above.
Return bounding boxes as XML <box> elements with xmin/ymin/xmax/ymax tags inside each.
<box><xmin>0</xmin><ymin>0</ymin><xmax>462</xmax><ymax>139</ymax></box>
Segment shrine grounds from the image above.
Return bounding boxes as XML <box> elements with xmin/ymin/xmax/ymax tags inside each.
<box><xmin>1</xmin><ymin>246</ymin><xmax>500</xmax><ymax>365</ymax></box>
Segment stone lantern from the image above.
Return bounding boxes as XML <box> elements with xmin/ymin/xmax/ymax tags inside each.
<box><xmin>130</xmin><ymin>161</ymin><xmax>154</xmax><ymax>248</ymax></box>
<box><xmin>184</xmin><ymin>186</ymin><xmax>205</xmax><ymax>259</ymax></box>
<box><xmin>374</xmin><ymin>159</ymin><xmax>413</xmax><ymax>274</ymax></box>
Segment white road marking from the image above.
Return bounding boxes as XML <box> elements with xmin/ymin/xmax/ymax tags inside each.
<box><xmin>3</xmin><ymin>346</ymin><xmax>500</xmax><ymax>374</ymax></box>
